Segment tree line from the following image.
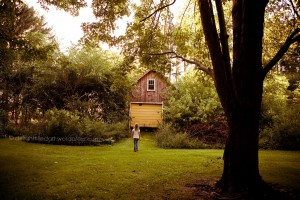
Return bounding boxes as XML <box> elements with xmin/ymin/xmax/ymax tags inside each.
<box><xmin>0</xmin><ymin>1</ymin><xmax>131</xmax><ymax>139</ymax></box>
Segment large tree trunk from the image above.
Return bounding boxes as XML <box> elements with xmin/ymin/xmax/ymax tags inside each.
<box><xmin>220</xmin><ymin>98</ymin><xmax>263</xmax><ymax>193</ymax></box>
<box><xmin>198</xmin><ymin>0</ymin><xmax>268</xmax><ymax>194</ymax></box>
<box><xmin>219</xmin><ymin>1</ymin><xmax>267</xmax><ymax>193</ymax></box>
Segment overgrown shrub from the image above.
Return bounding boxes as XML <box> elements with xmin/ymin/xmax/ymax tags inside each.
<box><xmin>162</xmin><ymin>70</ymin><xmax>227</xmax><ymax>147</ymax></box>
<box><xmin>164</xmin><ymin>70</ymin><xmax>223</xmax><ymax>129</ymax></box>
<box><xmin>2</xmin><ymin>123</ymin><xmax>22</xmax><ymax>137</ymax></box>
<box><xmin>187</xmin><ymin>117</ymin><xmax>227</xmax><ymax>146</ymax></box>
<box><xmin>259</xmin><ymin>74</ymin><xmax>300</xmax><ymax>150</ymax></box>
<box><xmin>43</xmin><ymin>109</ymin><xmax>82</xmax><ymax>138</ymax></box>
<box><xmin>259</xmin><ymin>103</ymin><xmax>300</xmax><ymax>150</ymax></box>
<box><xmin>83</xmin><ymin>119</ymin><xmax>127</xmax><ymax>141</ymax></box>
<box><xmin>24</xmin><ymin>109</ymin><xmax>128</xmax><ymax>145</ymax></box>
<box><xmin>155</xmin><ymin>124</ymin><xmax>218</xmax><ymax>149</ymax></box>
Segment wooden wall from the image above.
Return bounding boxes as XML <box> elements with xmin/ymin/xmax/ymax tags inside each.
<box><xmin>130</xmin><ymin>103</ymin><xmax>163</xmax><ymax>128</ymax></box>
<box><xmin>131</xmin><ymin>71</ymin><xmax>169</xmax><ymax>103</ymax></box>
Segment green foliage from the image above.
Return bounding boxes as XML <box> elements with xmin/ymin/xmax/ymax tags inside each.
<box><xmin>161</xmin><ymin>69</ymin><xmax>227</xmax><ymax>148</ymax></box>
<box><xmin>1</xmin><ymin>33</ymin><xmax>130</xmax><ymax>136</ymax></box>
<box><xmin>22</xmin><ymin>46</ymin><xmax>130</xmax><ymax>122</ymax></box>
<box><xmin>260</xmin><ymin>74</ymin><xmax>300</xmax><ymax>150</ymax></box>
<box><xmin>80</xmin><ymin>0</ymin><xmax>129</xmax><ymax>45</ymax></box>
<box><xmin>260</xmin><ymin>103</ymin><xmax>300</xmax><ymax>150</ymax></box>
<box><xmin>155</xmin><ymin>124</ymin><xmax>207</xmax><ymax>149</ymax></box>
<box><xmin>264</xmin><ymin>0</ymin><xmax>299</xmax><ymax>67</ymax></box>
<box><xmin>0</xmin><ymin>0</ymin><xmax>132</xmax><ymax>133</ymax></box>
<box><xmin>38</xmin><ymin>0</ymin><xmax>87</xmax><ymax>16</ymax></box>
<box><xmin>83</xmin><ymin>120</ymin><xmax>127</xmax><ymax>141</ymax></box>
<box><xmin>121</xmin><ymin>0</ymin><xmax>175</xmax><ymax>74</ymax></box>
<box><xmin>25</xmin><ymin>108</ymin><xmax>128</xmax><ymax>145</ymax></box>
<box><xmin>121</xmin><ymin>0</ymin><xmax>231</xmax><ymax>74</ymax></box>
<box><xmin>263</xmin><ymin>0</ymin><xmax>299</xmax><ymax>103</ymax></box>
<box><xmin>42</xmin><ymin>109</ymin><xmax>82</xmax><ymax>138</ymax></box>
<box><xmin>0</xmin><ymin>1</ymin><xmax>57</xmax><ymax>133</ymax></box>
<box><xmin>164</xmin><ymin>69</ymin><xmax>223</xmax><ymax>128</ymax></box>
<box><xmin>21</xmin><ymin>32</ymin><xmax>58</xmax><ymax>62</ymax></box>
<box><xmin>0</xmin><ymin>0</ymin><xmax>52</xmax><ymax>49</ymax></box>
<box><xmin>155</xmin><ymin>122</ymin><xmax>226</xmax><ymax>149</ymax></box>
<box><xmin>171</xmin><ymin>1</ymin><xmax>212</xmax><ymax>67</ymax></box>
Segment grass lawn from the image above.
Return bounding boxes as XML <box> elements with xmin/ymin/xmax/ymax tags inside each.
<box><xmin>0</xmin><ymin>133</ymin><xmax>299</xmax><ymax>199</ymax></box>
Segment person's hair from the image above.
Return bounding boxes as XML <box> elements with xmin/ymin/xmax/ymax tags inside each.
<box><xmin>134</xmin><ymin>123</ymin><xmax>139</xmax><ymax>131</ymax></box>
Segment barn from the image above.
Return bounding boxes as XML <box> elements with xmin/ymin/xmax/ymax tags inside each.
<box><xmin>130</xmin><ymin>70</ymin><xmax>170</xmax><ymax>128</ymax></box>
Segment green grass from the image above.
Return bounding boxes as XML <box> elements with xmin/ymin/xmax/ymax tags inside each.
<box><xmin>0</xmin><ymin>133</ymin><xmax>299</xmax><ymax>199</ymax></box>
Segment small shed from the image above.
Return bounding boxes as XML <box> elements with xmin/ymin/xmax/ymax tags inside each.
<box><xmin>130</xmin><ymin>70</ymin><xmax>170</xmax><ymax>128</ymax></box>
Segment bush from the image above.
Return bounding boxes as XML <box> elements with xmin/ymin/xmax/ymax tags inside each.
<box><xmin>155</xmin><ymin>124</ymin><xmax>210</xmax><ymax>149</ymax></box>
<box><xmin>164</xmin><ymin>69</ymin><xmax>223</xmax><ymax>129</ymax></box>
<box><xmin>187</xmin><ymin>117</ymin><xmax>227</xmax><ymax>146</ymax></box>
<box><xmin>43</xmin><ymin>109</ymin><xmax>82</xmax><ymax>138</ymax></box>
<box><xmin>259</xmin><ymin>104</ymin><xmax>300</xmax><ymax>150</ymax></box>
<box><xmin>259</xmin><ymin>74</ymin><xmax>300</xmax><ymax>150</ymax></box>
<box><xmin>83</xmin><ymin>120</ymin><xmax>128</xmax><ymax>141</ymax></box>
<box><xmin>24</xmin><ymin>109</ymin><xmax>128</xmax><ymax>145</ymax></box>
<box><xmin>2</xmin><ymin>124</ymin><xmax>21</xmax><ymax>137</ymax></box>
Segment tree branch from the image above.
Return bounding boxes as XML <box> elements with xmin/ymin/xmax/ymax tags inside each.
<box><xmin>214</xmin><ymin>0</ymin><xmax>235</xmax><ymax>106</ymax></box>
<box><xmin>215</xmin><ymin>0</ymin><xmax>231</xmax><ymax>69</ymax></box>
<box><xmin>179</xmin><ymin>0</ymin><xmax>192</xmax><ymax>28</ymax></box>
<box><xmin>198</xmin><ymin>0</ymin><xmax>234</xmax><ymax>115</ymax></box>
<box><xmin>262</xmin><ymin>28</ymin><xmax>300</xmax><ymax>79</ymax></box>
<box><xmin>140</xmin><ymin>0</ymin><xmax>176</xmax><ymax>22</ymax></box>
<box><xmin>288</xmin><ymin>0</ymin><xmax>300</xmax><ymax>19</ymax></box>
<box><xmin>148</xmin><ymin>51</ymin><xmax>213</xmax><ymax>77</ymax></box>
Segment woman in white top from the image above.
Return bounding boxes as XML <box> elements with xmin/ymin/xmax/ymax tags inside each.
<box><xmin>132</xmin><ymin>123</ymin><xmax>141</xmax><ymax>152</ymax></box>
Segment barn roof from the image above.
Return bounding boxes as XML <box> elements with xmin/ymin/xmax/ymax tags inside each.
<box><xmin>136</xmin><ymin>70</ymin><xmax>171</xmax><ymax>85</ymax></box>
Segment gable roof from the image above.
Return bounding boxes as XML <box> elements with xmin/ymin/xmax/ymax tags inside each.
<box><xmin>136</xmin><ymin>70</ymin><xmax>171</xmax><ymax>85</ymax></box>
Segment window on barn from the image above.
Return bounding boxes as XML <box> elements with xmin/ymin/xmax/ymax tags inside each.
<box><xmin>147</xmin><ymin>79</ymin><xmax>155</xmax><ymax>91</ymax></box>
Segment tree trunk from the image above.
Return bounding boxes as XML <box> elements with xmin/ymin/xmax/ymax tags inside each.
<box><xmin>218</xmin><ymin>0</ymin><xmax>267</xmax><ymax>193</ymax></box>
<box><xmin>220</xmin><ymin>98</ymin><xmax>263</xmax><ymax>193</ymax></box>
<box><xmin>0</xmin><ymin>80</ymin><xmax>9</xmax><ymax>134</ymax></box>
<box><xmin>198</xmin><ymin>0</ymin><xmax>268</xmax><ymax>194</ymax></box>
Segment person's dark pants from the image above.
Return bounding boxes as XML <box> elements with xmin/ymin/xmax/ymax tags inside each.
<box><xmin>134</xmin><ymin>138</ymin><xmax>139</xmax><ymax>152</ymax></box>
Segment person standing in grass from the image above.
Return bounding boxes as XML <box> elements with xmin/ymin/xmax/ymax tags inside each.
<box><xmin>132</xmin><ymin>123</ymin><xmax>141</xmax><ymax>152</ymax></box>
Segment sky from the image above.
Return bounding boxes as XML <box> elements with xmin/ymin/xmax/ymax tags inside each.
<box><xmin>24</xmin><ymin>0</ymin><xmax>184</xmax><ymax>52</ymax></box>
<box><xmin>24</xmin><ymin>0</ymin><xmax>97</xmax><ymax>51</ymax></box>
<box><xmin>23</xmin><ymin>0</ymin><xmax>189</xmax><ymax>82</ymax></box>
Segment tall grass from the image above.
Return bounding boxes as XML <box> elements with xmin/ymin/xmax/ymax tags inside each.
<box><xmin>155</xmin><ymin>124</ymin><xmax>223</xmax><ymax>149</ymax></box>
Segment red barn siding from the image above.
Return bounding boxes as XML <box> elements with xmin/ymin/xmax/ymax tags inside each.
<box><xmin>131</xmin><ymin>71</ymin><xmax>169</xmax><ymax>103</ymax></box>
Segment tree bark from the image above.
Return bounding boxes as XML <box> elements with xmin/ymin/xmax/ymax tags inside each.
<box><xmin>198</xmin><ymin>0</ymin><xmax>268</xmax><ymax>194</ymax></box>
<box><xmin>220</xmin><ymin>102</ymin><xmax>263</xmax><ymax>193</ymax></box>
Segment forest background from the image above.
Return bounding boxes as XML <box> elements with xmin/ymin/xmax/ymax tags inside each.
<box><xmin>0</xmin><ymin>0</ymin><xmax>299</xmax><ymax>149</ymax></box>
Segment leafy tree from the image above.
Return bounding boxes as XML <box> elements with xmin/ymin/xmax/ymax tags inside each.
<box><xmin>263</xmin><ymin>1</ymin><xmax>300</xmax><ymax>92</ymax></box>
<box><xmin>40</xmin><ymin>0</ymin><xmax>130</xmax><ymax>47</ymax></box>
<box><xmin>164</xmin><ymin>69</ymin><xmax>222</xmax><ymax>128</ymax></box>
<box><xmin>80</xmin><ymin>0</ymin><xmax>130</xmax><ymax>46</ymax></box>
<box><xmin>260</xmin><ymin>73</ymin><xmax>300</xmax><ymax>150</ymax></box>
<box><xmin>38</xmin><ymin>0</ymin><xmax>87</xmax><ymax>16</ymax></box>
<box><xmin>121</xmin><ymin>0</ymin><xmax>176</xmax><ymax>74</ymax></box>
<box><xmin>30</xmin><ymin>46</ymin><xmax>131</xmax><ymax>122</ymax></box>
<box><xmin>0</xmin><ymin>0</ymin><xmax>56</xmax><ymax>132</ymax></box>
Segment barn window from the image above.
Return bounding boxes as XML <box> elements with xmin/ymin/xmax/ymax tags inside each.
<box><xmin>147</xmin><ymin>79</ymin><xmax>155</xmax><ymax>91</ymax></box>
